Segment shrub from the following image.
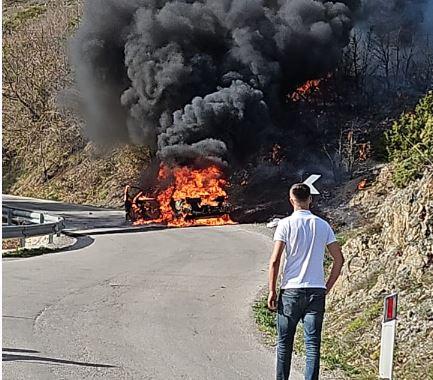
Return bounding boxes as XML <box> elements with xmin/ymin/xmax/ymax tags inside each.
<box><xmin>385</xmin><ymin>92</ymin><xmax>433</xmax><ymax>187</ymax></box>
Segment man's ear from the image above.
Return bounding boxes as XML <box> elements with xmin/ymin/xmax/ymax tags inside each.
<box><xmin>289</xmin><ymin>197</ymin><xmax>294</xmax><ymax>206</ymax></box>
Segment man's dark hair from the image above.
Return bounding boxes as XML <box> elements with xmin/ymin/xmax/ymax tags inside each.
<box><xmin>289</xmin><ymin>183</ymin><xmax>311</xmax><ymax>202</ymax></box>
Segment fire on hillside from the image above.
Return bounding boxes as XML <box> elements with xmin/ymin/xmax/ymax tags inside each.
<box><xmin>124</xmin><ymin>74</ymin><xmax>332</xmax><ymax>227</ymax></box>
<box><xmin>125</xmin><ymin>165</ymin><xmax>234</xmax><ymax>227</ymax></box>
<box><xmin>289</xmin><ymin>79</ymin><xmax>323</xmax><ymax>102</ymax></box>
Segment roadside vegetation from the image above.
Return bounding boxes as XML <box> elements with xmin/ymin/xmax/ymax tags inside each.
<box><xmin>3</xmin><ymin>1</ymin><xmax>433</xmax><ymax>379</ymax></box>
<box><xmin>3</xmin><ymin>4</ymin><xmax>47</xmax><ymax>32</ymax></box>
<box><xmin>2</xmin><ymin>0</ymin><xmax>151</xmax><ymax>207</ymax></box>
<box><xmin>2</xmin><ymin>245</ymin><xmax>58</xmax><ymax>258</ymax></box>
<box><xmin>253</xmin><ymin>292</ymin><xmax>377</xmax><ymax>378</ymax></box>
<box><xmin>253</xmin><ymin>94</ymin><xmax>432</xmax><ymax>378</ymax></box>
<box><xmin>385</xmin><ymin>91</ymin><xmax>433</xmax><ymax>187</ymax></box>
<box><xmin>252</xmin><ymin>293</ymin><xmax>277</xmax><ymax>346</ymax></box>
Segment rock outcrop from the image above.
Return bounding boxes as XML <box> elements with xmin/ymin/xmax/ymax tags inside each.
<box><xmin>326</xmin><ymin>166</ymin><xmax>433</xmax><ymax>379</ymax></box>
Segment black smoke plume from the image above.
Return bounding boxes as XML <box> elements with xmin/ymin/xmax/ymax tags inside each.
<box><xmin>70</xmin><ymin>0</ymin><xmax>357</xmax><ymax>167</ymax></box>
<box><xmin>358</xmin><ymin>0</ymin><xmax>433</xmax><ymax>36</ymax></box>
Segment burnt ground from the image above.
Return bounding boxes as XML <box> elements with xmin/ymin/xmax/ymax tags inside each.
<box><xmin>228</xmin><ymin>156</ymin><xmax>387</xmax><ymax>228</ymax></box>
<box><xmin>125</xmin><ymin>86</ymin><xmax>419</xmax><ymax>228</ymax></box>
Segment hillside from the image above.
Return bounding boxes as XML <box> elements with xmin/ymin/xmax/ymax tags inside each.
<box><xmin>2</xmin><ymin>1</ymin><xmax>433</xmax><ymax>379</ymax></box>
<box><xmin>321</xmin><ymin>167</ymin><xmax>433</xmax><ymax>379</ymax></box>
<box><xmin>319</xmin><ymin>93</ymin><xmax>433</xmax><ymax>379</ymax></box>
<box><xmin>252</xmin><ymin>93</ymin><xmax>432</xmax><ymax>379</ymax></box>
<box><xmin>3</xmin><ymin>0</ymin><xmax>431</xmax><ymax>214</ymax></box>
<box><xmin>2</xmin><ymin>0</ymin><xmax>150</xmax><ymax>206</ymax></box>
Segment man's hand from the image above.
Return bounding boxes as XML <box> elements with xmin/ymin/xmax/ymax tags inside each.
<box><xmin>267</xmin><ymin>291</ymin><xmax>278</xmax><ymax>312</ymax></box>
<box><xmin>268</xmin><ymin>240</ymin><xmax>285</xmax><ymax>312</ymax></box>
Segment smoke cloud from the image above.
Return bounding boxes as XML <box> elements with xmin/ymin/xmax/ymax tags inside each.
<box><xmin>358</xmin><ymin>0</ymin><xmax>433</xmax><ymax>35</ymax></box>
<box><xmin>70</xmin><ymin>0</ymin><xmax>358</xmax><ymax>167</ymax></box>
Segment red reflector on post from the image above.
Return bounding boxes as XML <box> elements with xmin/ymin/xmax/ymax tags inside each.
<box><xmin>386</xmin><ymin>297</ymin><xmax>394</xmax><ymax>320</ymax></box>
<box><xmin>384</xmin><ymin>293</ymin><xmax>398</xmax><ymax>322</ymax></box>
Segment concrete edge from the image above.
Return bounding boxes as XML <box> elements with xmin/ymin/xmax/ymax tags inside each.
<box><xmin>62</xmin><ymin>224</ymin><xmax>169</xmax><ymax>236</ymax></box>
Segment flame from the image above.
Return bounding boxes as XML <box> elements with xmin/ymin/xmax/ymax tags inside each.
<box><xmin>270</xmin><ymin>143</ymin><xmax>282</xmax><ymax>165</ymax></box>
<box><xmin>359</xmin><ymin>143</ymin><xmax>369</xmax><ymax>161</ymax></box>
<box><xmin>357</xmin><ymin>179</ymin><xmax>368</xmax><ymax>190</ymax></box>
<box><xmin>289</xmin><ymin>79</ymin><xmax>322</xmax><ymax>102</ymax></box>
<box><xmin>132</xmin><ymin>165</ymin><xmax>235</xmax><ymax>227</ymax></box>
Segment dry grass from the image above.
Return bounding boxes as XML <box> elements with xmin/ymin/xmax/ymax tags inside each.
<box><xmin>2</xmin><ymin>239</ymin><xmax>21</xmax><ymax>250</ymax></box>
<box><xmin>2</xmin><ymin>0</ymin><xmax>152</xmax><ymax>207</ymax></box>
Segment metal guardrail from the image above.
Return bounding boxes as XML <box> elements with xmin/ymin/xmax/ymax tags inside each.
<box><xmin>2</xmin><ymin>206</ymin><xmax>65</xmax><ymax>239</ymax></box>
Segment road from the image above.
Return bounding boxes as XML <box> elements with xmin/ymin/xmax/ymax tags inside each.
<box><xmin>2</xmin><ymin>197</ymin><xmax>303</xmax><ymax>379</ymax></box>
<box><xmin>2</xmin><ymin>194</ymin><xmax>125</xmax><ymax>231</ymax></box>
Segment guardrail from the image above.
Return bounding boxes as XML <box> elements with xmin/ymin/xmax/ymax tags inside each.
<box><xmin>2</xmin><ymin>206</ymin><xmax>65</xmax><ymax>240</ymax></box>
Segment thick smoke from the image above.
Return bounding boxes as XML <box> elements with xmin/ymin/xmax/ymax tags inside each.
<box><xmin>358</xmin><ymin>0</ymin><xmax>433</xmax><ymax>35</ymax></box>
<box><xmin>70</xmin><ymin>0</ymin><xmax>357</xmax><ymax>167</ymax></box>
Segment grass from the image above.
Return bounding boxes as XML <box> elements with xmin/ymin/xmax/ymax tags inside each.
<box><xmin>252</xmin><ymin>223</ymin><xmax>383</xmax><ymax>379</ymax></box>
<box><xmin>252</xmin><ymin>293</ymin><xmax>277</xmax><ymax>345</ymax></box>
<box><xmin>252</xmin><ymin>291</ymin><xmax>383</xmax><ymax>379</ymax></box>
<box><xmin>346</xmin><ymin>317</ymin><xmax>368</xmax><ymax>333</ymax></box>
<box><xmin>364</xmin><ymin>302</ymin><xmax>382</xmax><ymax>321</ymax></box>
<box><xmin>3</xmin><ymin>4</ymin><xmax>47</xmax><ymax>31</ymax></box>
<box><xmin>336</xmin><ymin>230</ymin><xmax>355</xmax><ymax>246</ymax></box>
<box><xmin>252</xmin><ymin>292</ymin><xmax>359</xmax><ymax>375</ymax></box>
<box><xmin>3</xmin><ymin>246</ymin><xmax>58</xmax><ymax>258</ymax></box>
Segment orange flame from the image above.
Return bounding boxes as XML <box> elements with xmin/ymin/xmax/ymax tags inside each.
<box><xmin>289</xmin><ymin>79</ymin><xmax>322</xmax><ymax>102</ymax></box>
<box><xmin>133</xmin><ymin>165</ymin><xmax>235</xmax><ymax>227</ymax></box>
<box><xmin>359</xmin><ymin>143</ymin><xmax>369</xmax><ymax>161</ymax></box>
<box><xmin>271</xmin><ymin>143</ymin><xmax>282</xmax><ymax>165</ymax></box>
<box><xmin>357</xmin><ymin>179</ymin><xmax>368</xmax><ymax>190</ymax></box>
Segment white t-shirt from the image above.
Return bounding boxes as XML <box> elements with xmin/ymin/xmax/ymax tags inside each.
<box><xmin>273</xmin><ymin>210</ymin><xmax>337</xmax><ymax>289</ymax></box>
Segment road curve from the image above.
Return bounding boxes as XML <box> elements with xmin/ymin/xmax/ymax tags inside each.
<box><xmin>3</xmin><ymin>224</ymin><xmax>303</xmax><ymax>380</ymax></box>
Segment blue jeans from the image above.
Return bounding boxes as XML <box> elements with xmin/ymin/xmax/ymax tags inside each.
<box><xmin>276</xmin><ymin>288</ymin><xmax>326</xmax><ymax>380</ymax></box>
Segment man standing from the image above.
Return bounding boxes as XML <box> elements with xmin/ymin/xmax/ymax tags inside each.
<box><xmin>268</xmin><ymin>183</ymin><xmax>344</xmax><ymax>380</ymax></box>
<box><xmin>124</xmin><ymin>185</ymin><xmax>133</xmax><ymax>222</ymax></box>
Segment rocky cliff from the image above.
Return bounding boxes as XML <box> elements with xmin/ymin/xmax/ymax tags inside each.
<box><xmin>325</xmin><ymin>166</ymin><xmax>432</xmax><ymax>379</ymax></box>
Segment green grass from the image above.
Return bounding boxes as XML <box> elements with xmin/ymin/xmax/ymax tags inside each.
<box><xmin>252</xmin><ymin>293</ymin><xmax>277</xmax><ymax>344</ymax></box>
<box><xmin>3</xmin><ymin>4</ymin><xmax>47</xmax><ymax>32</ymax></box>
<box><xmin>252</xmin><ymin>291</ymin><xmax>380</xmax><ymax>378</ymax></box>
<box><xmin>336</xmin><ymin>230</ymin><xmax>354</xmax><ymax>246</ymax></box>
<box><xmin>385</xmin><ymin>91</ymin><xmax>433</xmax><ymax>187</ymax></box>
<box><xmin>364</xmin><ymin>302</ymin><xmax>382</xmax><ymax>321</ymax></box>
<box><xmin>346</xmin><ymin>317</ymin><xmax>368</xmax><ymax>333</ymax></box>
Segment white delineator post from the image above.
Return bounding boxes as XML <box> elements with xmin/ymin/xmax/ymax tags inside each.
<box><xmin>379</xmin><ymin>293</ymin><xmax>398</xmax><ymax>380</ymax></box>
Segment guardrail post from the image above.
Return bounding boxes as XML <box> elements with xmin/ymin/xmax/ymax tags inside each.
<box><xmin>48</xmin><ymin>234</ymin><xmax>54</xmax><ymax>244</ymax></box>
<box><xmin>19</xmin><ymin>237</ymin><xmax>26</xmax><ymax>248</ymax></box>
<box><xmin>40</xmin><ymin>214</ymin><xmax>45</xmax><ymax>224</ymax></box>
<box><xmin>7</xmin><ymin>209</ymin><xmax>13</xmax><ymax>225</ymax></box>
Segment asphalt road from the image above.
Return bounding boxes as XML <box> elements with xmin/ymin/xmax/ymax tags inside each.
<box><xmin>2</xmin><ymin>197</ymin><xmax>303</xmax><ymax>380</ymax></box>
<box><xmin>2</xmin><ymin>194</ymin><xmax>126</xmax><ymax>231</ymax></box>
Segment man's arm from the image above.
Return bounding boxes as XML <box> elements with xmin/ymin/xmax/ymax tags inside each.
<box><xmin>325</xmin><ymin>241</ymin><xmax>344</xmax><ymax>295</ymax></box>
<box><xmin>267</xmin><ymin>240</ymin><xmax>285</xmax><ymax>311</ymax></box>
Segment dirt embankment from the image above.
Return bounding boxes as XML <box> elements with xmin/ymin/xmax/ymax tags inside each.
<box><xmin>324</xmin><ymin>166</ymin><xmax>433</xmax><ymax>379</ymax></box>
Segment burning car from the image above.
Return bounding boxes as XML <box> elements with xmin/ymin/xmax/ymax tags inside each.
<box><xmin>171</xmin><ymin>196</ymin><xmax>229</xmax><ymax>221</ymax></box>
<box><xmin>125</xmin><ymin>165</ymin><xmax>234</xmax><ymax>227</ymax></box>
